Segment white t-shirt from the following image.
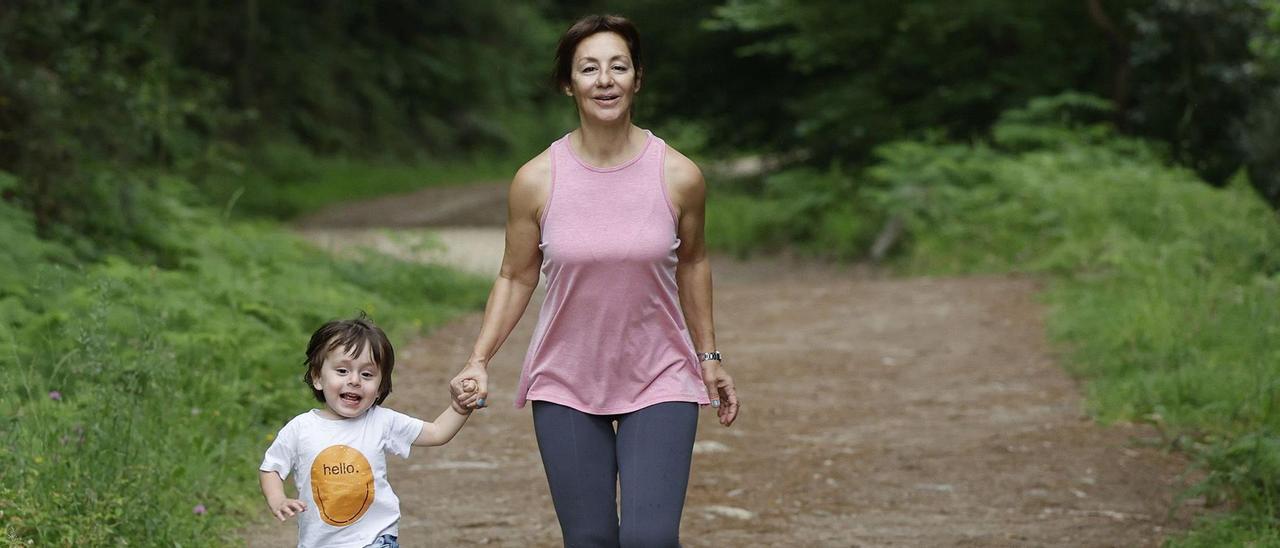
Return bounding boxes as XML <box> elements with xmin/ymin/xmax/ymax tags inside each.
<box><xmin>260</xmin><ymin>406</ymin><xmax>425</xmax><ymax>548</ymax></box>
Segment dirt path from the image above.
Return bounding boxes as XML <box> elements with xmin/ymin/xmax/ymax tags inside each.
<box><xmin>247</xmin><ymin>183</ymin><xmax>1203</xmax><ymax>547</ymax></box>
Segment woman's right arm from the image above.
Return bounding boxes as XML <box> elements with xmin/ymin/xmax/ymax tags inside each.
<box><xmin>450</xmin><ymin>152</ymin><xmax>550</xmax><ymax>411</ymax></box>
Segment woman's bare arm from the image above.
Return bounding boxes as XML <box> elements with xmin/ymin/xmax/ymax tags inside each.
<box><xmin>666</xmin><ymin>146</ymin><xmax>739</xmax><ymax>427</ymax></box>
<box><xmin>450</xmin><ymin>152</ymin><xmax>550</xmax><ymax>410</ymax></box>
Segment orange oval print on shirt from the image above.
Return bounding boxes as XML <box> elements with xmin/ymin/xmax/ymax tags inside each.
<box><xmin>310</xmin><ymin>445</ymin><xmax>374</xmax><ymax>526</ymax></box>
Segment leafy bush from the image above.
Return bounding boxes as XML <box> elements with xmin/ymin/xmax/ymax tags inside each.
<box><xmin>707</xmin><ymin>166</ymin><xmax>877</xmax><ymax>260</ymax></box>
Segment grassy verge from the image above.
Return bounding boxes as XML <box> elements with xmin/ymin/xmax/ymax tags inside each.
<box><xmin>202</xmin><ymin>141</ymin><xmax>525</xmax><ymax>220</ymax></box>
<box><xmin>0</xmin><ymin>174</ymin><xmax>489</xmax><ymax>545</ymax></box>
<box><xmin>706</xmin><ymin>94</ymin><xmax>1280</xmax><ymax>544</ymax></box>
<box><xmin>196</xmin><ymin>103</ymin><xmax>574</xmax><ymax>221</ymax></box>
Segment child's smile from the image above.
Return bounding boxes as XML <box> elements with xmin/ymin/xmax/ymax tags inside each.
<box><xmin>338</xmin><ymin>391</ymin><xmax>364</xmax><ymax>407</ymax></box>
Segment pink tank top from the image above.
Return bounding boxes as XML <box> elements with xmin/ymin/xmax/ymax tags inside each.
<box><xmin>513</xmin><ymin>129</ymin><xmax>711</xmax><ymax>414</ymax></box>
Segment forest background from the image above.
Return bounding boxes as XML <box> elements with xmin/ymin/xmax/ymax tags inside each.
<box><xmin>2</xmin><ymin>1</ymin><xmax>1279</xmax><ymax>545</ymax></box>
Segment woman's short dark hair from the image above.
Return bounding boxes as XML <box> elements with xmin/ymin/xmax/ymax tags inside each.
<box><xmin>303</xmin><ymin>312</ymin><xmax>396</xmax><ymax>406</ymax></box>
<box><xmin>551</xmin><ymin>14</ymin><xmax>643</xmax><ymax>93</ymax></box>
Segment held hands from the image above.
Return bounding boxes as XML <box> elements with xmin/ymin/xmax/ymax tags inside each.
<box><xmin>268</xmin><ymin>497</ymin><xmax>307</xmax><ymax>522</ymax></box>
<box><xmin>457</xmin><ymin>379</ymin><xmax>479</xmax><ymax>414</ymax></box>
<box><xmin>450</xmin><ymin>360</ymin><xmax>489</xmax><ymax>413</ymax></box>
<box><xmin>700</xmin><ymin>359</ymin><xmax>739</xmax><ymax>427</ymax></box>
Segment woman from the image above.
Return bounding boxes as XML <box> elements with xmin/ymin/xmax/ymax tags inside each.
<box><xmin>448</xmin><ymin>14</ymin><xmax>739</xmax><ymax>547</ymax></box>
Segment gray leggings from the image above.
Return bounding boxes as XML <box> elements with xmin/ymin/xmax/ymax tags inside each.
<box><xmin>531</xmin><ymin>400</ymin><xmax>699</xmax><ymax>548</ymax></box>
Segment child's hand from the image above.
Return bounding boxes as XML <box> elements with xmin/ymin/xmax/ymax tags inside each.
<box><xmin>269</xmin><ymin>498</ymin><xmax>307</xmax><ymax>521</ymax></box>
<box><xmin>459</xmin><ymin>379</ymin><xmax>478</xmax><ymax>414</ymax></box>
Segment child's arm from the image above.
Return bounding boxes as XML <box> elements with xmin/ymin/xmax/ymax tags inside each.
<box><xmin>258</xmin><ymin>470</ymin><xmax>307</xmax><ymax>522</ymax></box>
<box><xmin>412</xmin><ymin>404</ymin><xmax>472</xmax><ymax>447</ymax></box>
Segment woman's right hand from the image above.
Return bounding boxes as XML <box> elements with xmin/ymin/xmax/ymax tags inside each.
<box><xmin>449</xmin><ymin>360</ymin><xmax>489</xmax><ymax>412</ymax></box>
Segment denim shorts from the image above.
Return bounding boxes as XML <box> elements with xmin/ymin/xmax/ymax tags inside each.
<box><xmin>363</xmin><ymin>534</ymin><xmax>398</xmax><ymax>548</ymax></box>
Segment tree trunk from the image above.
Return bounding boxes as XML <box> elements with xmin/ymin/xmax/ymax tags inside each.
<box><xmin>1086</xmin><ymin>0</ymin><xmax>1132</xmax><ymax>128</ymax></box>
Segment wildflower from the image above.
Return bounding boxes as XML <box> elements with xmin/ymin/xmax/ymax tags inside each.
<box><xmin>193</xmin><ymin>504</ymin><xmax>207</xmax><ymax>516</ymax></box>
<box><xmin>48</xmin><ymin>391</ymin><xmax>62</xmax><ymax>401</ymax></box>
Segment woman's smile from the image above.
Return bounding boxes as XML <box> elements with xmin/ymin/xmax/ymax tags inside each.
<box><xmin>593</xmin><ymin>94</ymin><xmax>621</xmax><ymax>107</ymax></box>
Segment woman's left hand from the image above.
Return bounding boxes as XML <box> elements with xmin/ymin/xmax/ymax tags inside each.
<box><xmin>449</xmin><ymin>360</ymin><xmax>489</xmax><ymax>412</ymax></box>
<box><xmin>700</xmin><ymin>360</ymin><xmax>739</xmax><ymax>427</ymax></box>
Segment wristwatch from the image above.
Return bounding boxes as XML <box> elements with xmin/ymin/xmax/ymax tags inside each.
<box><xmin>697</xmin><ymin>351</ymin><xmax>722</xmax><ymax>362</ymax></box>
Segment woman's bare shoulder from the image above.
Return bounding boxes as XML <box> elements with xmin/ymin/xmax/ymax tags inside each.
<box><xmin>509</xmin><ymin>148</ymin><xmax>553</xmax><ymax>217</ymax></box>
<box><xmin>663</xmin><ymin>144</ymin><xmax>705</xmax><ymax>203</ymax></box>
<box><xmin>513</xmin><ymin>148</ymin><xmax>553</xmax><ymax>190</ymax></box>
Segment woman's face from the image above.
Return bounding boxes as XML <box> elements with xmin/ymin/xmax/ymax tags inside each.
<box><xmin>567</xmin><ymin>32</ymin><xmax>640</xmax><ymax>124</ymax></box>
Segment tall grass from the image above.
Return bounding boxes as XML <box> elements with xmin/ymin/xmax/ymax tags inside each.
<box><xmin>0</xmin><ymin>175</ymin><xmax>489</xmax><ymax>545</ymax></box>
<box><xmin>706</xmin><ymin>94</ymin><xmax>1280</xmax><ymax>544</ymax></box>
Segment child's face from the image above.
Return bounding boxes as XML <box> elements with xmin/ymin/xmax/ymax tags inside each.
<box><xmin>311</xmin><ymin>341</ymin><xmax>383</xmax><ymax>419</ymax></box>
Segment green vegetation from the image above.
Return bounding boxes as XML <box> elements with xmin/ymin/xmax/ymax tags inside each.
<box><xmin>707</xmin><ymin>166</ymin><xmax>872</xmax><ymax>261</ymax></box>
<box><xmin>203</xmin><ymin>141</ymin><xmax>524</xmax><ymax>220</ymax></box>
<box><xmin>0</xmin><ymin>2</ymin><xmax>562</xmax><ymax>248</ymax></box>
<box><xmin>0</xmin><ymin>175</ymin><xmax>489</xmax><ymax>544</ymax></box>
<box><xmin>704</xmin><ymin>0</ymin><xmax>1280</xmax><ymax>204</ymax></box>
<box><xmin>708</xmin><ymin>94</ymin><xmax>1280</xmax><ymax>544</ymax></box>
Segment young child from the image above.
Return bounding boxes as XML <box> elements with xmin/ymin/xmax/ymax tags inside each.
<box><xmin>258</xmin><ymin>314</ymin><xmax>474</xmax><ymax>548</ymax></box>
